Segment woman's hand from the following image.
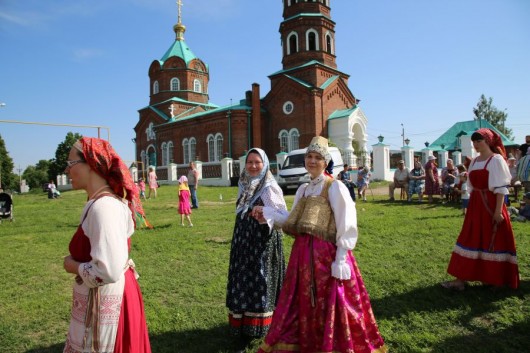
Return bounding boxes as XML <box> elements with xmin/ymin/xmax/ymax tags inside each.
<box><xmin>250</xmin><ymin>206</ymin><xmax>266</xmax><ymax>223</ymax></box>
<box><xmin>493</xmin><ymin>212</ymin><xmax>504</xmax><ymax>224</ymax></box>
<box><xmin>63</xmin><ymin>255</ymin><xmax>80</xmax><ymax>275</ymax></box>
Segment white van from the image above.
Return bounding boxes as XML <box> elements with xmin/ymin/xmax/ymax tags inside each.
<box><xmin>277</xmin><ymin>147</ymin><xmax>344</xmax><ymax>191</ymax></box>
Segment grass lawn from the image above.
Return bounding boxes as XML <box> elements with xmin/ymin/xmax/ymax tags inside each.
<box><xmin>0</xmin><ymin>184</ymin><xmax>528</xmax><ymax>353</ymax></box>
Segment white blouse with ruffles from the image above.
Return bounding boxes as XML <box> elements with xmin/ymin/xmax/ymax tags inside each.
<box><xmin>468</xmin><ymin>154</ymin><xmax>511</xmax><ymax>195</ymax></box>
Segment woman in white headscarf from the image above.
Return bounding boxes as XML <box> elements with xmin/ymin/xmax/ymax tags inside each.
<box><xmin>226</xmin><ymin>148</ymin><xmax>287</xmax><ymax>350</ymax></box>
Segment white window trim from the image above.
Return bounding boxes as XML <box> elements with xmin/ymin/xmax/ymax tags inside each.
<box><xmin>306</xmin><ymin>29</ymin><xmax>319</xmax><ymax>51</ymax></box>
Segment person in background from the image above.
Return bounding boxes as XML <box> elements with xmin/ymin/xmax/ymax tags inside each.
<box><xmin>441</xmin><ymin>158</ymin><xmax>458</xmax><ymax>203</ymax></box>
<box><xmin>356</xmin><ymin>165</ymin><xmax>371</xmax><ymax>201</ymax></box>
<box><xmin>256</xmin><ymin>136</ymin><xmax>386</xmax><ymax>353</ymax></box>
<box><xmin>338</xmin><ymin>163</ymin><xmax>356</xmax><ymax>201</ymax></box>
<box><xmin>48</xmin><ymin>180</ymin><xmax>60</xmax><ymax>199</ymax></box>
<box><xmin>508</xmin><ymin>192</ymin><xmax>530</xmax><ymax>222</ymax></box>
<box><xmin>147</xmin><ymin>167</ymin><xmax>158</xmax><ymax>199</ymax></box>
<box><xmin>507</xmin><ymin>156</ymin><xmax>521</xmax><ymax>201</ymax></box>
<box><xmin>226</xmin><ymin>148</ymin><xmax>287</xmax><ymax>352</ymax></box>
<box><xmin>389</xmin><ymin>159</ymin><xmax>409</xmax><ymax>201</ymax></box>
<box><xmin>138</xmin><ymin>177</ymin><xmax>146</xmax><ymax>200</ymax></box>
<box><xmin>178</xmin><ymin>175</ymin><xmax>193</xmax><ymax>227</ymax></box>
<box><xmin>62</xmin><ymin>137</ymin><xmax>151</xmax><ymax>353</ymax></box>
<box><xmin>187</xmin><ymin>162</ymin><xmax>199</xmax><ymax>209</ymax></box>
<box><xmin>408</xmin><ymin>159</ymin><xmax>425</xmax><ymax>202</ymax></box>
<box><xmin>516</xmin><ymin>135</ymin><xmax>530</xmax><ymax>160</ymax></box>
<box><xmin>424</xmin><ymin>155</ymin><xmax>440</xmax><ymax>204</ymax></box>
<box><xmin>454</xmin><ymin>172</ymin><xmax>470</xmax><ymax>215</ymax></box>
<box><xmin>442</xmin><ymin>128</ymin><xmax>519</xmax><ymax>291</ymax></box>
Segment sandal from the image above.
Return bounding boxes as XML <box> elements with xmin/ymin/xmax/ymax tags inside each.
<box><xmin>441</xmin><ymin>280</ymin><xmax>465</xmax><ymax>291</ymax></box>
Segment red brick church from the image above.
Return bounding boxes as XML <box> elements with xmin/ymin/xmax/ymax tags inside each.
<box><xmin>134</xmin><ymin>0</ymin><xmax>368</xmax><ymax>173</ymax></box>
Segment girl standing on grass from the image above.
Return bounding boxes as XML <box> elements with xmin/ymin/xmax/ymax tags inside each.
<box><xmin>138</xmin><ymin>177</ymin><xmax>146</xmax><ymax>200</ymax></box>
<box><xmin>178</xmin><ymin>175</ymin><xmax>193</xmax><ymax>227</ymax></box>
<box><xmin>442</xmin><ymin>128</ymin><xmax>519</xmax><ymax>291</ymax></box>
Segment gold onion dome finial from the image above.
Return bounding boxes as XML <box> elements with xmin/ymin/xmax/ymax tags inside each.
<box><xmin>174</xmin><ymin>0</ymin><xmax>186</xmax><ymax>40</ymax></box>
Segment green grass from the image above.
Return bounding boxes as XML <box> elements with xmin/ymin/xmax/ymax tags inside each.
<box><xmin>0</xmin><ymin>185</ymin><xmax>528</xmax><ymax>353</ymax></box>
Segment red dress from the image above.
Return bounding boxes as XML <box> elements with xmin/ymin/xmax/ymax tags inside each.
<box><xmin>447</xmin><ymin>156</ymin><xmax>519</xmax><ymax>289</ymax></box>
<box><xmin>66</xmin><ymin>221</ymin><xmax>151</xmax><ymax>353</ymax></box>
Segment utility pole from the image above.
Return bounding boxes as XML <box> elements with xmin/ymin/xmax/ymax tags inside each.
<box><xmin>17</xmin><ymin>165</ymin><xmax>22</xmax><ymax>193</ymax></box>
<box><xmin>401</xmin><ymin>123</ymin><xmax>405</xmax><ymax>146</ymax></box>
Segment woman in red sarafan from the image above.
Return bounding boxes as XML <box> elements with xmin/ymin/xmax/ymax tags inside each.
<box><xmin>62</xmin><ymin>137</ymin><xmax>151</xmax><ymax>353</ymax></box>
<box><xmin>442</xmin><ymin>128</ymin><xmax>519</xmax><ymax>291</ymax></box>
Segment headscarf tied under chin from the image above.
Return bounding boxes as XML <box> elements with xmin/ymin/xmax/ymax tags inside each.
<box><xmin>474</xmin><ymin>128</ymin><xmax>507</xmax><ymax>160</ymax></box>
<box><xmin>78</xmin><ymin>137</ymin><xmax>151</xmax><ymax>228</ymax></box>
<box><xmin>236</xmin><ymin>148</ymin><xmax>276</xmax><ymax>215</ymax></box>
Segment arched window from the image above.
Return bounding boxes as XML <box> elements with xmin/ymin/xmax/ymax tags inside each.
<box><xmin>153</xmin><ymin>81</ymin><xmax>159</xmax><ymax>94</ymax></box>
<box><xmin>306</xmin><ymin>29</ymin><xmax>319</xmax><ymax>51</ymax></box>
<box><xmin>207</xmin><ymin>134</ymin><xmax>215</xmax><ymax>162</ymax></box>
<box><xmin>193</xmin><ymin>79</ymin><xmax>202</xmax><ymax>93</ymax></box>
<box><xmin>288</xmin><ymin>32</ymin><xmax>298</xmax><ymax>55</ymax></box>
<box><xmin>182</xmin><ymin>139</ymin><xmax>189</xmax><ymax>164</ymax></box>
<box><xmin>170</xmin><ymin>77</ymin><xmax>180</xmax><ymax>91</ymax></box>
<box><xmin>167</xmin><ymin>141</ymin><xmax>174</xmax><ymax>163</ymax></box>
<box><xmin>325</xmin><ymin>33</ymin><xmax>333</xmax><ymax>54</ymax></box>
<box><xmin>190</xmin><ymin>138</ymin><xmax>197</xmax><ymax>161</ymax></box>
<box><xmin>215</xmin><ymin>133</ymin><xmax>224</xmax><ymax>161</ymax></box>
<box><xmin>289</xmin><ymin>129</ymin><xmax>300</xmax><ymax>150</ymax></box>
<box><xmin>161</xmin><ymin>142</ymin><xmax>167</xmax><ymax>166</ymax></box>
<box><xmin>279</xmin><ymin>130</ymin><xmax>289</xmax><ymax>152</ymax></box>
<box><xmin>147</xmin><ymin>145</ymin><xmax>156</xmax><ymax>167</ymax></box>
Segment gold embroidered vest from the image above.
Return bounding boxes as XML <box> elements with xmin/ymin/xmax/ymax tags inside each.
<box><xmin>282</xmin><ymin>177</ymin><xmax>337</xmax><ymax>243</ymax></box>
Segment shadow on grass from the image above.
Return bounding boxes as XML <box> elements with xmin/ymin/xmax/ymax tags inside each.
<box><xmin>25</xmin><ymin>325</ymin><xmax>251</xmax><ymax>353</ymax></box>
<box><xmin>372</xmin><ymin>280</ymin><xmax>530</xmax><ymax>352</ymax></box>
<box><xmin>429</xmin><ymin>317</ymin><xmax>530</xmax><ymax>353</ymax></box>
<box><xmin>373</xmin><ymin>280</ymin><xmax>529</xmax><ymax>320</ymax></box>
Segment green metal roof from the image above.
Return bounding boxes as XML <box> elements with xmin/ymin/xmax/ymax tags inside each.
<box><xmin>282</xmin><ymin>13</ymin><xmax>333</xmax><ymax>23</ymax></box>
<box><xmin>284</xmin><ymin>74</ymin><xmax>313</xmax><ymax>88</ymax></box>
<box><xmin>429</xmin><ymin>119</ymin><xmax>516</xmax><ymax>150</ymax></box>
<box><xmin>269</xmin><ymin>60</ymin><xmax>338</xmax><ymax>77</ymax></box>
<box><xmin>328</xmin><ymin>106</ymin><xmax>358</xmax><ymax>120</ymax></box>
<box><xmin>160</xmin><ymin>39</ymin><xmax>198</xmax><ymax>66</ymax></box>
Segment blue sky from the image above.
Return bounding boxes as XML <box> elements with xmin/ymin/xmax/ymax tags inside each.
<box><xmin>1</xmin><ymin>0</ymin><xmax>529</xmax><ymax>172</ymax></box>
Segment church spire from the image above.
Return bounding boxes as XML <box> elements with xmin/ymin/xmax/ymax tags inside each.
<box><xmin>173</xmin><ymin>0</ymin><xmax>186</xmax><ymax>41</ymax></box>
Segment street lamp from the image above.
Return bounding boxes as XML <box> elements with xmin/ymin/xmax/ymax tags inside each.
<box><xmin>404</xmin><ymin>138</ymin><xmax>410</xmax><ymax>146</ymax></box>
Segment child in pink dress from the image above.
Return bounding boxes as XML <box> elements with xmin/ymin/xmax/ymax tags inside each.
<box><xmin>178</xmin><ymin>176</ymin><xmax>193</xmax><ymax>227</ymax></box>
<box><xmin>138</xmin><ymin>178</ymin><xmax>146</xmax><ymax>200</ymax></box>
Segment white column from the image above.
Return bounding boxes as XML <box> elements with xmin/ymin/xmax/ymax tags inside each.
<box><xmin>372</xmin><ymin>142</ymin><xmax>392</xmax><ymax>181</ymax></box>
<box><xmin>452</xmin><ymin>151</ymin><xmax>462</xmax><ymax>166</ymax></box>
<box><xmin>169</xmin><ymin>163</ymin><xmax>177</xmax><ymax>182</ymax></box>
<box><xmin>220</xmin><ymin>158</ymin><xmax>233</xmax><ymax>186</ymax></box>
<box><xmin>460</xmin><ymin>135</ymin><xmax>476</xmax><ymax>159</ymax></box>
<box><xmin>194</xmin><ymin>161</ymin><xmax>203</xmax><ymax>180</ymax></box>
<box><xmin>401</xmin><ymin>146</ymin><xmax>414</xmax><ymax>171</ymax></box>
<box><xmin>438</xmin><ymin>150</ymin><xmax>449</xmax><ymax>168</ymax></box>
<box><xmin>341</xmin><ymin>140</ymin><xmax>355</xmax><ymax>167</ymax></box>
<box><xmin>422</xmin><ymin>148</ymin><xmax>434</xmax><ymax>164</ymax></box>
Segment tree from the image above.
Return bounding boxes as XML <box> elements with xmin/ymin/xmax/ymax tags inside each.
<box><xmin>0</xmin><ymin>134</ymin><xmax>16</xmax><ymax>191</ymax></box>
<box><xmin>22</xmin><ymin>160</ymin><xmax>52</xmax><ymax>190</ymax></box>
<box><xmin>473</xmin><ymin>94</ymin><xmax>512</xmax><ymax>139</ymax></box>
<box><xmin>49</xmin><ymin>132</ymin><xmax>83</xmax><ymax>181</ymax></box>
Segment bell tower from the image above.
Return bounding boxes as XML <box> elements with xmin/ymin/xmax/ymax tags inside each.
<box><xmin>280</xmin><ymin>0</ymin><xmax>337</xmax><ymax>71</ymax></box>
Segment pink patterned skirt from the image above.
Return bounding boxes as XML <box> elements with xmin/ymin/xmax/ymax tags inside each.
<box><xmin>257</xmin><ymin>234</ymin><xmax>387</xmax><ymax>353</ymax></box>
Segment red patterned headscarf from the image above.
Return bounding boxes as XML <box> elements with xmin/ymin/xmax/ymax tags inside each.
<box><xmin>472</xmin><ymin>128</ymin><xmax>507</xmax><ymax>159</ymax></box>
<box><xmin>78</xmin><ymin>137</ymin><xmax>147</xmax><ymax>226</ymax></box>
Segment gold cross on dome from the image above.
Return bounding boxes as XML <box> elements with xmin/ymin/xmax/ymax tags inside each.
<box><xmin>177</xmin><ymin>0</ymin><xmax>183</xmax><ymax>24</ymax></box>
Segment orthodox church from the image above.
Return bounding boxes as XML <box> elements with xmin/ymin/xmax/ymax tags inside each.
<box><xmin>134</xmin><ymin>0</ymin><xmax>369</xmax><ymax>172</ymax></box>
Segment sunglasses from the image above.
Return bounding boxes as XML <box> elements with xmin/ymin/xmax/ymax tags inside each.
<box><xmin>65</xmin><ymin>159</ymin><xmax>85</xmax><ymax>172</ymax></box>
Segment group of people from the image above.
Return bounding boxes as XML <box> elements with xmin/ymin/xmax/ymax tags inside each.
<box><xmin>389</xmin><ymin>157</ymin><xmax>470</xmax><ymax>210</ymax></box>
<box><xmin>60</xmin><ymin>129</ymin><xmax>522</xmax><ymax>353</ymax></box>
<box><xmin>227</xmin><ymin>137</ymin><xmax>387</xmax><ymax>353</ymax></box>
<box><xmin>337</xmin><ymin>164</ymin><xmax>372</xmax><ymax>201</ymax></box>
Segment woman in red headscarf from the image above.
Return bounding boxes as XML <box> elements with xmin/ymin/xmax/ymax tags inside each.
<box><xmin>62</xmin><ymin>137</ymin><xmax>151</xmax><ymax>353</ymax></box>
<box><xmin>442</xmin><ymin>128</ymin><xmax>519</xmax><ymax>290</ymax></box>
